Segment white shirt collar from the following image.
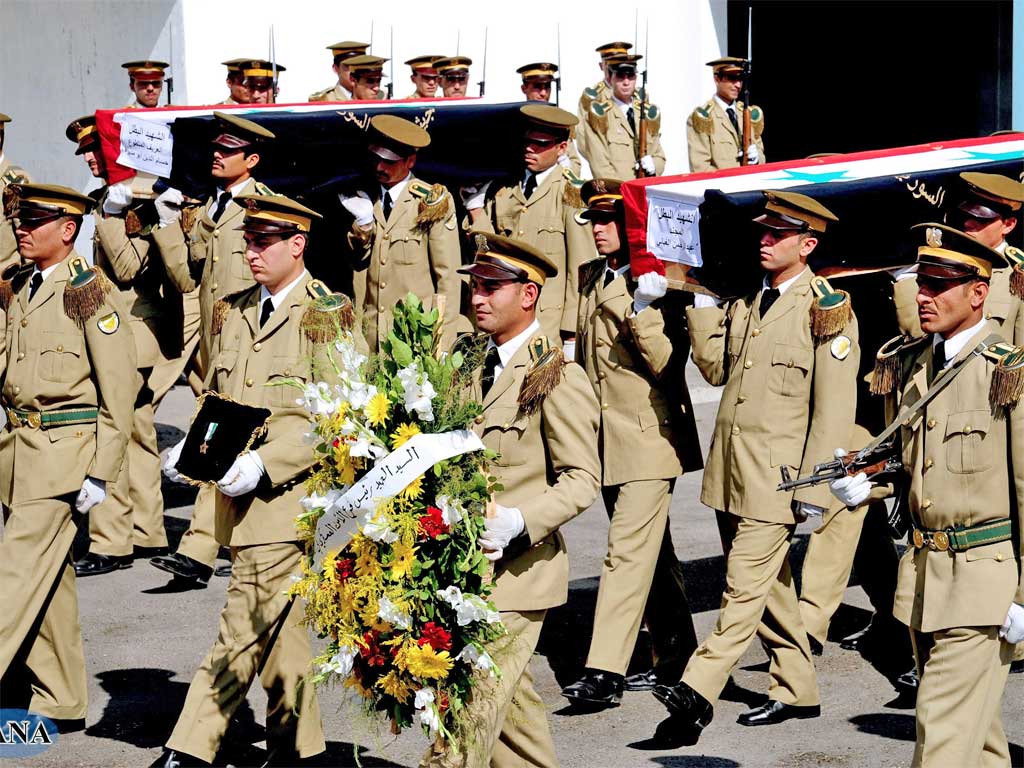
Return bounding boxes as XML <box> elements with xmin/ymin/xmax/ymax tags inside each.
<box><xmin>523</xmin><ymin>165</ymin><xmax>557</xmax><ymax>193</ymax></box>
<box><xmin>762</xmin><ymin>267</ymin><xmax>807</xmax><ymax>296</ymax></box>
<box><xmin>996</xmin><ymin>240</ymin><xmax>1007</xmax><ymax>254</ymax></box>
<box><xmin>606</xmin><ymin>262</ymin><xmax>630</xmax><ymax>280</ymax></box>
<box><xmin>713</xmin><ymin>93</ymin><xmax>737</xmax><ymax>112</ymax></box>
<box><xmin>382</xmin><ymin>174</ymin><xmax>412</xmax><ymax>205</ymax></box>
<box><xmin>488</xmin><ymin>319</ymin><xmax>541</xmax><ymax>377</ymax></box>
<box><xmin>259</xmin><ymin>269</ymin><xmax>308</xmax><ymax>312</ymax></box>
<box><xmin>612</xmin><ymin>94</ymin><xmax>633</xmax><ymax>111</ymax></box>
<box><xmin>32</xmin><ymin>262</ymin><xmax>61</xmax><ymax>284</ymax></box>
<box><xmin>933</xmin><ymin>317</ymin><xmax>988</xmax><ymax>367</ymax></box>
<box><xmin>210</xmin><ymin>177</ymin><xmax>250</xmax><ymax>210</ymax></box>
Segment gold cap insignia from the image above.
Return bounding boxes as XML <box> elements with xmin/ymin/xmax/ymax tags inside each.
<box><xmin>474</xmin><ymin>233</ymin><xmax>489</xmax><ymax>253</ymax></box>
<box><xmin>926</xmin><ymin>226</ymin><xmax>943</xmax><ymax>247</ymax></box>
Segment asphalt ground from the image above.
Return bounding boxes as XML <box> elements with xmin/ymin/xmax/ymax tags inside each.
<box><xmin>10</xmin><ymin>364</ymin><xmax>1023</xmax><ymax>768</ymax></box>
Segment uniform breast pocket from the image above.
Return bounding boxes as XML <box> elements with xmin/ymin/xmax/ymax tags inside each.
<box><xmin>211</xmin><ymin>349</ymin><xmax>237</xmax><ymax>390</ymax></box>
<box><xmin>727</xmin><ymin>332</ymin><xmax>746</xmax><ymax>370</ymax></box>
<box><xmin>265</xmin><ymin>357</ymin><xmax>309</xmax><ymax>408</ymax></box>
<box><xmin>768</xmin><ymin>342</ymin><xmax>812</xmax><ymax>397</ymax></box>
<box><xmin>484</xmin><ymin>406</ymin><xmax>528</xmax><ymax>467</ymax></box>
<box><xmin>944</xmin><ymin>410</ymin><xmax>993</xmax><ymax>474</ymax></box>
<box><xmin>392</xmin><ymin>232</ymin><xmax>425</xmax><ymax>265</ymax></box>
<box><xmin>38</xmin><ymin>333</ymin><xmax>82</xmax><ymax>383</ymax></box>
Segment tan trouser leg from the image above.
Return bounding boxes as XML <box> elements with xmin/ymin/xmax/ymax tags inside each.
<box><xmin>174</xmin><ymin>484</ymin><xmax>221</xmax><ymax>567</ymax></box>
<box><xmin>911</xmin><ymin>626</ymin><xmax>1011</xmax><ymax>768</ymax></box>
<box><xmin>586</xmin><ymin>479</ymin><xmax>674</xmax><ymax>675</ymax></box>
<box><xmin>87</xmin><ymin>454</ymin><xmax>133</xmax><ymax>556</ymax></box>
<box><xmin>129</xmin><ymin>395</ymin><xmax>167</xmax><ymax>549</ymax></box>
<box><xmin>166</xmin><ymin>542</ymin><xmax>324</xmax><ymax>763</ymax></box>
<box><xmin>683</xmin><ymin>513</ymin><xmax>818</xmax><ymax>706</ymax></box>
<box><xmin>0</xmin><ymin>497</ymin><xmax>86</xmax><ymax>719</ymax></box>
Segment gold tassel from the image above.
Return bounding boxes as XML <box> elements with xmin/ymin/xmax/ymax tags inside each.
<box><xmin>416</xmin><ymin>190</ymin><xmax>451</xmax><ymax>228</ymax></box>
<box><xmin>587</xmin><ymin>105</ymin><xmax>608</xmax><ymax>134</ymax></box>
<box><xmin>991</xmin><ymin>347</ymin><xmax>1024</xmax><ymax>408</ymax></box>
<box><xmin>809</xmin><ymin>292</ymin><xmax>852</xmax><ymax>341</ymax></box>
<box><xmin>690</xmin><ymin>106</ymin><xmax>713</xmax><ymax>135</ymax></box>
<box><xmin>518</xmin><ymin>344</ymin><xmax>565</xmax><ymax>415</ymax></box>
<box><xmin>0</xmin><ymin>277</ymin><xmax>12</xmax><ymax>313</ymax></box>
<box><xmin>211</xmin><ymin>298</ymin><xmax>230</xmax><ymax>336</ymax></box>
<box><xmin>870</xmin><ymin>355</ymin><xmax>900</xmax><ymax>395</ymax></box>
<box><xmin>562</xmin><ymin>182</ymin><xmax>582</xmax><ymax>209</ymax></box>
<box><xmin>301</xmin><ymin>294</ymin><xmax>355</xmax><ymax>344</ymax></box>
<box><xmin>1010</xmin><ymin>266</ymin><xmax>1024</xmax><ymax>300</ymax></box>
<box><xmin>180</xmin><ymin>204</ymin><xmax>200</xmax><ymax>235</ymax></box>
<box><xmin>63</xmin><ymin>267</ymin><xmax>112</xmax><ymax>326</ymax></box>
<box><xmin>125</xmin><ymin>208</ymin><xmax>142</xmax><ymax>236</ymax></box>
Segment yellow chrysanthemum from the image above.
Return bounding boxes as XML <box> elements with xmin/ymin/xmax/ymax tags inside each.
<box><xmin>389</xmin><ymin>542</ymin><xmax>417</xmax><ymax>579</ymax></box>
<box><xmin>390</xmin><ymin>422</ymin><xmax>421</xmax><ymax>449</ymax></box>
<box><xmin>400</xmin><ymin>474</ymin><xmax>424</xmax><ymax>500</ymax></box>
<box><xmin>332</xmin><ymin>441</ymin><xmax>356</xmax><ymax>486</ymax></box>
<box><xmin>404</xmin><ymin>643</ymin><xmax>453</xmax><ymax>681</ymax></box>
<box><xmin>375</xmin><ymin>670</ymin><xmax>414</xmax><ymax>703</ymax></box>
<box><xmin>365</xmin><ymin>392</ymin><xmax>391</xmax><ymax>427</ymax></box>
<box><xmin>344</xmin><ymin>674</ymin><xmax>373</xmax><ymax>699</ymax></box>
<box><xmin>355</xmin><ymin>549</ymin><xmax>382</xmax><ymax>580</ymax></box>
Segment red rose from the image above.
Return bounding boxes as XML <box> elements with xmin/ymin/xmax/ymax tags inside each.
<box><xmin>362</xmin><ymin>630</ymin><xmax>387</xmax><ymax>667</ymax></box>
<box><xmin>335</xmin><ymin>557</ymin><xmax>355</xmax><ymax>582</ymax></box>
<box><xmin>418</xmin><ymin>505</ymin><xmax>449</xmax><ymax>539</ymax></box>
<box><xmin>417</xmin><ymin>621</ymin><xmax>452</xmax><ymax>651</ymax></box>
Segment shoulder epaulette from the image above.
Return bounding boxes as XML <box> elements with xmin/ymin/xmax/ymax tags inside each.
<box><xmin>644</xmin><ymin>103</ymin><xmax>661</xmax><ymax>136</ymax></box>
<box><xmin>588</xmin><ymin>100</ymin><xmax>610</xmax><ymax>133</ymax></box>
<box><xmin>63</xmin><ymin>256</ymin><xmax>113</xmax><ymax>326</ymax></box>
<box><xmin>211</xmin><ymin>286</ymin><xmax>253</xmax><ymax>336</ymax></box>
<box><xmin>689</xmin><ymin>103</ymin><xmax>713</xmax><ymax>135</ymax></box>
<box><xmin>301</xmin><ymin>280</ymin><xmax>355</xmax><ymax>343</ymax></box>
<box><xmin>808</xmin><ymin>275</ymin><xmax>852</xmax><ymax>342</ymax></box>
<box><xmin>579</xmin><ymin>82</ymin><xmax>604</xmax><ymax>113</ymax></box>
<box><xmin>308</xmin><ymin>88</ymin><xmax>332</xmax><ymax>102</ymax></box>
<box><xmin>518</xmin><ymin>336</ymin><xmax>565</xmax><ymax>414</ymax></box>
<box><xmin>0</xmin><ymin>263</ymin><xmax>32</xmax><ymax>313</ymax></box>
<box><xmin>561</xmin><ymin>167</ymin><xmax>584</xmax><ymax>208</ymax></box>
<box><xmin>409</xmin><ymin>180</ymin><xmax>451</xmax><ymax>227</ymax></box>
<box><xmin>870</xmin><ymin>334</ymin><xmax>928</xmax><ymax>395</ymax></box>
<box><xmin>1</xmin><ymin>166</ymin><xmax>29</xmax><ymax>188</ymax></box>
<box><xmin>1004</xmin><ymin>246</ymin><xmax>1024</xmax><ymax>299</ymax></box>
<box><xmin>179</xmin><ymin>201</ymin><xmax>202</xmax><ymax>234</ymax></box>
<box><xmin>252</xmin><ymin>181</ymin><xmax>274</xmax><ymax>196</ymax></box>
<box><xmin>739</xmin><ymin>102</ymin><xmax>765</xmax><ymax>139</ymax></box>
<box><xmin>982</xmin><ymin>341</ymin><xmax>1024</xmax><ymax>407</ymax></box>
<box><xmin>578</xmin><ymin>257</ymin><xmax>606</xmax><ymax>297</ymax></box>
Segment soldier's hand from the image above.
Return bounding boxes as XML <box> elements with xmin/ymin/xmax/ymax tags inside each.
<box><xmin>162</xmin><ymin>437</ymin><xmax>187</xmax><ymax>484</ymax></box>
<box><xmin>479</xmin><ymin>504</ymin><xmax>525</xmax><ymax>562</ymax></box>
<box><xmin>634</xmin><ymin>272</ymin><xmax>668</xmax><ymax>313</ymax></box>
<box><xmin>746</xmin><ymin>144</ymin><xmax>760</xmax><ymax>164</ymax></box>
<box><xmin>338</xmin><ymin>191</ymin><xmax>374</xmax><ymax>226</ymax></box>
<box><xmin>154</xmin><ymin>186</ymin><xmax>184</xmax><ymax>226</ymax></box>
<box><xmin>1000</xmin><ymin>603</ymin><xmax>1024</xmax><ymax>644</ymax></box>
<box><xmin>75</xmin><ymin>477</ymin><xmax>107</xmax><ymax>513</ymax></box>
<box><xmin>102</xmin><ymin>182</ymin><xmax>134</xmax><ymax>216</ymax></box>
<box><xmin>459</xmin><ymin>181</ymin><xmax>491</xmax><ymax>211</ymax></box>
<box><xmin>640</xmin><ymin>155</ymin><xmax>657</xmax><ymax>175</ymax></box>
<box><xmin>829</xmin><ymin>450</ymin><xmax>871</xmax><ymax>508</ymax></box>
<box><xmin>217</xmin><ymin>451</ymin><xmax>265</xmax><ymax>498</ymax></box>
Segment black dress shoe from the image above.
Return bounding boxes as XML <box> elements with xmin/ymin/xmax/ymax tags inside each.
<box><xmin>134</xmin><ymin>545</ymin><xmax>170</xmax><ymax>559</ymax></box>
<box><xmin>1010</xmin><ymin>659</ymin><xmax>1023</xmax><ymax>674</ymax></box>
<box><xmin>74</xmin><ymin>552</ymin><xmax>132</xmax><ymax>577</ymax></box>
<box><xmin>894</xmin><ymin>665</ymin><xmax>919</xmax><ymax>695</ymax></box>
<box><xmin>624</xmin><ymin>669</ymin><xmax>661</xmax><ymax>691</ymax></box>
<box><xmin>737</xmin><ymin>700</ymin><xmax>820</xmax><ymax>726</ymax></box>
<box><xmin>839</xmin><ymin>623</ymin><xmax>871</xmax><ymax>652</ymax></box>
<box><xmin>561</xmin><ymin>669</ymin><xmax>624</xmax><ymax>706</ymax></box>
<box><xmin>150</xmin><ymin>749</ymin><xmax>209</xmax><ymax>767</ymax></box>
<box><xmin>150</xmin><ymin>553</ymin><xmax>213</xmax><ymax>583</ymax></box>
<box><xmin>214</xmin><ymin>564</ymin><xmax>232</xmax><ymax>578</ymax></box>
<box><xmin>651</xmin><ymin>713</ymin><xmax>704</xmax><ymax>749</ymax></box>
<box><xmin>652</xmin><ymin>681</ymin><xmax>713</xmax><ymax>729</ymax></box>
<box><xmin>807</xmin><ymin>634</ymin><xmax>823</xmax><ymax>656</ymax></box>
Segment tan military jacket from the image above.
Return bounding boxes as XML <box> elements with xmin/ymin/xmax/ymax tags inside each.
<box><xmin>348</xmin><ymin>175</ymin><xmax>461</xmax><ymax>351</ymax></box>
<box><xmin>309</xmin><ymin>83</ymin><xmax>350</xmax><ymax>102</ymax></box>
<box><xmin>0</xmin><ymin>253</ymin><xmax>136</xmax><ymax>505</ymax></box>
<box><xmin>150</xmin><ymin>177</ymin><xmax>264</xmax><ymax>372</ymax></box>
<box><xmin>686</xmin><ymin>98</ymin><xmax>765</xmax><ymax>173</ymax></box>
<box><xmin>208</xmin><ymin>274</ymin><xmax>345</xmax><ymax>546</ymax></box>
<box><xmin>687</xmin><ymin>268</ymin><xmax>860</xmax><ymax>521</ymax></box>
<box><xmin>575</xmin><ymin>261</ymin><xmax>702</xmax><ymax>484</ymax></box>
<box><xmin>887</xmin><ymin>322</ymin><xmax>1024</xmax><ymax>631</ymax></box>
<box><xmin>576</xmin><ymin>80</ymin><xmax>608</xmax><ymax>160</ymax></box>
<box><xmin>473</xmin><ymin>169</ymin><xmax>594</xmax><ymax>337</ymax></box>
<box><xmin>473</xmin><ymin>331</ymin><xmax>600</xmax><ymax>611</ymax></box>
<box><xmin>216</xmin><ymin>97</ymin><xmax>241</xmax><ymax>105</ymax></box>
<box><xmin>0</xmin><ymin>155</ymin><xmax>30</xmax><ymax>272</ymax></box>
<box><xmin>579</xmin><ymin>94</ymin><xmax>666</xmax><ymax>180</ymax></box>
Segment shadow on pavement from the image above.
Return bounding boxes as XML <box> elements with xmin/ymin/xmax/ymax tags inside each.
<box><xmin>653</xmin><ymin>757</ymin><xmax>740</xmax><ymax>768</ymax></box>
<box><xmin>848</xmin><ymin>712</ymin><xmax>916</xmax><ymax>741</ymax></box>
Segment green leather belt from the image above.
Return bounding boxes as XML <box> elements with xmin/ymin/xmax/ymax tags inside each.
<box><xmin>6</xmin><ymin>406</ymin><xmax>98</xmax><ymax>430</ymax></box>
<box><xmin>911</xmin><ymin>517</ymin><xmax>1012</xmax><ymax>552</ymax></box>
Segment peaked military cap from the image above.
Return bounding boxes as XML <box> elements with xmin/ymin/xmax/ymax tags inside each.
<box><xmin>368</xmin><ymin>114</ymin><xmax>430</xmax><ymax>160</ymax></box>
<box><xmin>706</xmin><ymin>56</ymin><xmax>747</xmax><ymax>74</ymax></box>
<box><xmin>910</xmin><ymin>222</ymin><xmax>1006</xmax><ymax>281</ymax></box>
<box><xmin>65</xmin><ymin>114</ymin><xmax>99</xmax><ymax>154</ymax></box>
<box><xmin>517</xmin><ymin>62</ymin><xmax>558</xmax><ymax>83</ymax></box>
<box><xmin>436</xmin><ymin>56</ymin><xmax>472</xmax><ymax>75</ymax></box>
<box><xmin>327</xmin><ymin>41</ymin><xmax>370</xmax><ymax>59</ymax></box>
<box><xmin>346</xmin><ymin>55</ymin><xmax>388</xmax><ymax>77</ymax></box>
<box><xmin>521</xmin><ymin>103</ymin><xmax>577</xmax><ymax>132</ymax></box>
<box><xmin>460</xmin><ymin>231</ymin><xmax>558</xmax><ymax>285</ymax></box>
<box><xmin>0</xmin><ymin>113</ymin><xmax>11</xmax><ymax>124</ymax></box>
<box><xmin>754</xmin><ymin>190</ymin><xmax>838</xmax><ymax>234</ymax></box>
<box><xmin>957</xmin><ymin>172</ymin><xmax>1024</xmax><ymax>219</ymax></box>
<box><xmin>221</xmin><ymin>57</ymin><xmax>252</xmax><ymax>73</ymax></box>
<box><xmin>122</xmin><ymin>60</ymin><xmax>168</xmax><ymax>81</ymax></box>
<box><xmin>579</xmin><ymin>179</ymin><xmax>624</xmax><ymax>220</ymax></box>
<box><xmin>235</xmin><ymin>193</ymin><xmax>322</xmax><ymax>234</ymax></box>
<box><xmin>596</xmin><ymin>41</ymin><xmax>633</xmax><ymax>59</ymax></box>
<box><xmin>606</xmin><ymin>54</ymin><xmax>642</xmax><ymax>75</ymax></box>
<box><xmin>7</xmin><ymin>183</ymin><xmax>95</xmax><ymax>222</ymax></box>
<box><xmin>405</xmin><ymin>55</ymin><xmax>444</xmax><ymax>75</ymax></box>
<box><xmin>211</xmin><ymin>111</ymin><xmax>274</xmax><ymax>150</ymax></box>
<box><xmin>241</xmin><ymin>59</ymin><xmax>286</xmax><ymax>82</ymax></box>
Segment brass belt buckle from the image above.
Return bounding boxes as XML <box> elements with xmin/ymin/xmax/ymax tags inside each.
<box><xmin>26</xmin><ymin>412</ymin><xmax>41</xmax><ymax>429</ymax></box>
<box><xmin>7</xmin><ymin>409</ymin><xmax>20</xmax><ymax>428</ymax></box>
<box><xmin>912</xmin><ymin>529</ymin><xmax>925</xmax><ymax>549</ymax></box>
<box><xmin>930</xmin><ymin>530</ymin><xmax>951</xmax><ymax>551</ymax></box>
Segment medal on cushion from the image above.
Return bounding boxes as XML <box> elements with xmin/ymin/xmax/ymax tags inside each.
<box><xmin>199</xmin><ymin>422</ymin><xmax>219</xmax><ymax>454</ymax></box>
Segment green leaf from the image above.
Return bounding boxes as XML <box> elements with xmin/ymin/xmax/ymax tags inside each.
<box><xmin>388</xmin><ymin>331</ymin><xmax>414</xmax><ymax>367</ymax></box>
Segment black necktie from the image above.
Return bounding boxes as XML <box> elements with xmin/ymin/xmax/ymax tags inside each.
<box><xmin>381</xmin><ymin>189</ymin><xmax>393</xmax><ymax>221</ymax></box>
<box><xmin>28</xmin><ymin>272</ymin><xmax>43</xmax><ymax>300</ymax></box>
<box><xmin>211</xmin><ymin>190</ymin><xmax>232</xmax><ymax>223</ymax></box>
<box><xmin>522</xmin><ymin>173</ymin><xmax>537</xmax><ymax>200</ymax></box>
<box><xmin>259</xmin><ymin>297</ymin><xmax>274</xmax><ymax>328</ymax></box>
<box><xmin>626</xmin><ymin>106</ymin><xmax>636</xmax><ymax>133</ymax></box>
<box><xmin>932</xmin><ymin>341</ymin><xmax>947</xmax><ymax>381</ymax></box>
<box><xmin>604</xmin><ymin>269</ymin><xmax>616</xmax><ymax>287</ymax></box>
<box><xmin>759</xmin><ymin>287</ymin><xmax>780</xmax><ymax>317</ymax></box>
<box><xmin>727</xmin><ymin>106</ymin><xmax>740</xmax><ymax>137</ymax></box>
<box><xmin>481</xmin><ymin>345</ymin><xmax>500</xmax><ymax>393</ymax></box>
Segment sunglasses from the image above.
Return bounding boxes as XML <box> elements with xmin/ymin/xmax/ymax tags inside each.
<box><xmin>443</xmin><ymin>74</ymin><xmax>469</xmax><ymax>82</ymax></box>
<box><xmin>719</xmin><ymin>72</ymin><xmax>744</xmax><ymax>82</ymax></box>
<box><xmin>523</xmin><ymin>137</ymin><xmax>559</xmax><ymax>149</ymax></box>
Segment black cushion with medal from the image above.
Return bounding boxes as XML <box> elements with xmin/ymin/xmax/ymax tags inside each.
<box><xmin>176</xmin><ymin>391</ymin><xmax>272</xmax><ymax>484</ymax></box>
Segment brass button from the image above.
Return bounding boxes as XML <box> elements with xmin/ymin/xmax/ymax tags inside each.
<box><xmin>379</xmin><ymin>305</ymin><xmax>385</xmax><ymax>312</ymax></box>
<box><xmin>787</xmin><ymin>360</ymin><xmax>794</xmax><ymax>368</ymax></box>
<box><xmin>996</xmin><ymin>553</ymin><xmax>1004</xmax><ymax>562</ymax></box>
<box><xmin>474</xmin><ymin>415</ymin><xmax>484</xmax><ymax>424</ymax></box>
<box><xmin>381</xmin><ymin>281</ymin><xmax>387</xmax><ymax>289</ymax></box>
<box><xmin>964</xmin><ymin>425</ymin><xmax>972</xmax><ymax>434</ymax></box>
<box><xmin>597</xmin><ymin>372</ymin><xmax>606</xmax><ymax>380</ymax></box>
<box><xmin>380</xmin><ymin>256</ymin><xmax>387</xmax><ymax>265</ymax></box>
<box><xmin>16</xmin><ymin>352</ymin><xmax>24</xmax><ymax>361</ymax></box>
<box><xmin>382</xmin><ymin>233</ymin><xmax>390</xmax><ymax>241</ymax></box>
<box><xmin>743</xmin><ymin>360</ymin><xmax>752</xmax><ymax>369</ymax></box>
<box><xmin>927</xmin><ymin>418</ymin><xmax>937</xmax><ymax>430</ymax></box>
<box><xmin>20</xmin><ymin>319</ymin><xmax>27</xmax><ymax>327</ymax></box>
<box><xmin>245</xmin><ymin>378</ymin><xmax>254</xmax><ymax>387</ymax></box>
<box><xmin>601</xmin><ymin>403</ymin><xmax>609</xmax><ymax>410</ymax></box>
<box><xmin>731</xmin><ymin>425</ymin><xmax>740</xmax><ymax>435</ymax></box>
<box><xmin>212</xmin><ymin>255</ymin><xmax>219</xmax><ymax>262</ymax></box>
<box><xmin>213</xmin><ymin>229</ymin><xmax>219</xmax><ymax>237</ymax></box>
<box><xmin>253</xmin><ymin>342</ymin><xmax>262</xmax><ymax>352</ymax></box>
<box><xmin>752</xmin><ymin>328</ymin><xmax>760</xmax><ymax>337</ymax></box>
<box><xmin>13</xmin><ymin>386</ymin><xmax>20</xmax><ymax>395</ymax></box>
<box><xmin>284</xmin><ymin>369</ymin><xmax>291</xmax><ymax>376</ymax></box>
<box><xmin>921</xmin><ymin>499</ymin><xmax>932</xmax><ymax>509</ymax></box>
<box><xmin>518</xmin><ymin>230</ymin><xmax>524</xmax><ymax>236</ymax></box>
<box><xmin>502</xmin><ymin>422</ymin><xmax>510</xmax><ymax>429</ymax></box>
<box><xmin>924</xmin><ymin>458</ymin><xmax>934</xmax><ymax>469</ymax></box>
<box><xmin>737</xmin><ymin>395</ymin><xmax>746</xmax><ymax>404</ymax></box>
<box><xmin>520</xmin><ymin>207</ymin><xmax>528</xmax><ymax>214</ymax></box>
<box><xmin>56</xmin><ymin>345</ymin><xmax>63</xmax><ymax>353</ymax></box>
<box><xmin>212</xmin><ymin>282</ymin><xmax>219</xmax><ymax>291</ymax></box>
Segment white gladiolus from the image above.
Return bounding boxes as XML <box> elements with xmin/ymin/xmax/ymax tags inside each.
<box><xmin>362</xmin><ymin>509</ymin><xmax>399</xmax><ymax>543</ymax></box>
<box><xmin>377</xmin><ymin>595</ymin><xmax>412</xmax><ymax>629</ymax></box>
<box><xmin>456</xmin><ymin>644</ymin><xmax>495</xmax><ymax>675</ymax></box>
<box><xmin>413</xmin><ymin>688</ymin><xmax>440</xmax><ymax>737</ymax></box>
<box><xmin>320</xmin><ymin>645</ymin><xmax>356</xmax><ymax>677</ymax></box>
<box><xmin>297</xmin><ymin>381</ymin><xmax>341</xmax><ymax>416</ymax></box>
<box><xmin>436</xmin><ymin>586</ymin><xmax>500</xmax><ymax>626</ymax></box>
<box><xmin>437</xmin><ymin>495</ymin><xmax>465</xmax><ymax>526</ymax></box>
<box><xmin>397</xmin><ymin>362</ymin><xmax>436</xmax><ymax>422</ymax></box>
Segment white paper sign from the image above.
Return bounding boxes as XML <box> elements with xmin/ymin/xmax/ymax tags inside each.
<box><xmin>647</xmin><ymin>191</ymin><xmax>703</xmax><ymax>267</ymax></box>
<box><xmin>313</xmin><ymin>429</ymin><xmax>485</xmax><ymax>569</ymax></box>
<box><xmin>116</xmin><ymin>114</ymin><xmax>173</xmax><ymax>176</ymax></box>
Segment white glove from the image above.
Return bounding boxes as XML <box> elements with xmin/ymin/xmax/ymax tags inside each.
<box><xmin>557</xmin><ymin>152</ymin><xmax>573</xmax><ymax>169</ymax></box>
<box><xmin>829</xmin><ymin>448</ymin><xmax>872</xmax><ymax>508</ymax></box>
<box><xmin>102</xmin><ymin>182</ymin><xmax>134</xmax><ymax>215</ymax></box>
<box><xmin>76</xmin><ymin>477</ymin><xmax>107</xmax><ymax>513</ymax></box>
<box><xmin>692</xmin><ymin>293</ymin><xmax>723</xmax><ymax>308</ymax></box>
<box><xmin>338</xmin><ymin>191</ymin><xmax>373</xmax><ymax>226</ymax></box>
<box><xmin>562</xmin><ymin>339</ymin><xmax>576</xmax><ymax>360</ymax></box>
<box><xmin>999</xmin><ymin>603</ymin><xmax>1024</xmax><ymax>645</ymax></box>
<box><xmin>640</xmin><ymin>155</ymin><xmax>656</xmax><ymax>175</ymax></box>
<box><xmin>162</xmin><ymin>437</ymin><xmax>187</xmax><ymax>484</ymax></box>
<box><xmin>633</xmin><ymin>272</ymin><xmax>668</xmax><ymax>313</ymax></box>
<box><xmin>888</xmin><ymin>265</ymin><xmax>917</xmax><ymax>282</ymax></box>
<box><xmin>478</xmin><ymin>504</ymin><xmax>525</xmax><ymax>562</ymax></box>
<box><xmin>459</xmin><ymin>181</ymin><xmax>492</xmax><ymax>211</ymax></box>
<box><xmin>746</xmin><ymin>144</ymin><xmax>760</xmax><ymax>164</ymax></box>
<box><xmin>154</xmin><ymin>186</ymin><xmax>184</xmax><ymax>226</ymax></box>
<box><xmin>216</xmin><ymin>451</ymin><xmax>265</xmax><ymax>498</ymax></box>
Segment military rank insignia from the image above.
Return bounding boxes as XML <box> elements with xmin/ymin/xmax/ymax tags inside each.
<box><xmin>518</xmin><ymin>336</ymin><xmax>565</xmax><ymax>415</ymax></box>
<box><xmin>301</xmin><ymin>279</ymin><xmax>355</xmax><ymax>344</ymax></box>
<box><xmin>63</xmin><ymin>257</ymin><xmax>113</xmax><ymax>326</ymax></box>
<box><xmin>97</xmin><ymin>311</ymin><xmax>120</xmax><ymax>334</ymax></box>
<box><xmin>1005</xmin><ymin>245</ymin><xmax>1024</xmax><ymax>299</ymax></box>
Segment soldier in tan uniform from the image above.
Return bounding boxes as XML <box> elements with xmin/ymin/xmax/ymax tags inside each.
<box><xmin>309</xmin><ymin>40</ymin><xmax>369</xmax><ymax>102</ymax></box>
<box><xmin>157</xmin><ymin>194</ymin><xmax>340</xmax><ymax>767</ymax></box>
<box><xmin>423</xmin><ymin>231</ymin><xmax>600</xmax><ymax>768</ymax></box>
<box><xmin>218</xmin><ymin>58</ymin><xmax>251</xmax><ymax>105</ymax></box>
<box><xmin>149</xmin><ymin>112</ymin><xmax>276</xmax><ymax>584</ymax></box>
<box><xmin>0</xmin><ymin>184</ymin><xmax>135</xmax><ymax>725</ymax></box>
<box><xmin>122</xmin><ymin>60</ymin><xmax>167</xmax><ymax>108</ymax></box>
<box><xmin>687</xmin><ymin>57</ymin><xmax>765</xmax><ymax>173</ymax></box>
<box><xmin>518</xmin><ymin>62</ymin><xmax>582</xmax><ymax>175</ymax></box>
<box><xmin>338</xmin><ymin>115</ymin><xmax>461</xmax><ymax>351</ymax></box>
<box><xmin>653</xmin><ymin>191</ymin><xmax>859</xmax><ymax>745</ymax></box>
<box><xmin>0</xmin><ymin>113</ymin><xmax>31</xmax><ymax>272</ymax></box>
<box><xmin>560</xmin><ymin>180</ymin><xmax>701</xmax><ymax>707</ymax></box>
<box><xmin>463</xmin><ymin>103</ymin><xmax>593</xmax><ymax>346</ymax></box>
<box><xmin>345</xmin><ymin>55</ymin><xmax>389</xmax><ymax>100</ymax></box>
<box><xmin>830</xmin><ymin>224</ymin><xmax>1023</xmax><ymax>767</ymax></box>
<box><xmin>436</xmin><ymin>56</ymin><xmax>472</xmax><ymax>98</ymax></box>
<box><xmin>576</xmin><ymin>42</ymin><xmax>631</xmax><ymax>161</ymax></box>
<box><xmin>578</xmin><ymin>55</ymin><xmax>665</xmax><ymax>180</ymax></box>
<box><xmin>242</xmin><ymin>59</ymin><xmax>285</xmax><ymax>105</ymax></box>
<box><xmin>405</xmin><ymin>55</ymin><xmax>443</xmax><ymax>98</ymax></box>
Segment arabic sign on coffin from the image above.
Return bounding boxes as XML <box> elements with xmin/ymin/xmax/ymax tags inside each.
<box><xmin>623</xmin><ymin>135</ymin><xmax>1024</xmax><ymax>298</ymax></box>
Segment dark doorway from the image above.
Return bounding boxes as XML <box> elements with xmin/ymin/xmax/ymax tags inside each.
<box><xmin>727</xmin><ymin>0</ymin><xmax>1014</xmax><ymax>160</ymax></box>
